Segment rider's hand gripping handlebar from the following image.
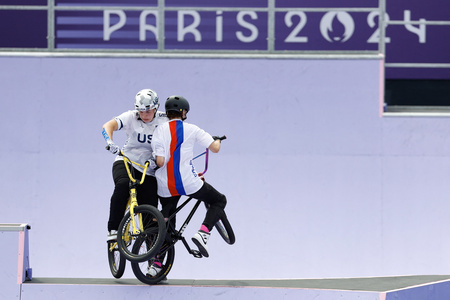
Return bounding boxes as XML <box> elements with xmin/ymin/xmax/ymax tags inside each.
<box><xmin>212</xmin><ymin>135</ymin><xmax>226</xmax><ymax>141</ymax></box>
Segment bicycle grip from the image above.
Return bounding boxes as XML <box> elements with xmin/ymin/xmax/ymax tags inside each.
<box><xmin>213</xmin><ymin>135</ymin><xmax>227</xmax><ymax>141</ymax></box>
<box><xmin>106</xmin><ymin>145</ymin><xmax>124</xmax><ymax>156</ymax></box>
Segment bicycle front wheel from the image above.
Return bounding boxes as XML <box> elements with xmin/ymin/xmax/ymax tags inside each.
<box><xmin>117</xmin><ymin>205</ymin><xmax>166</xmax><ymax>262</ymax></box>
<box><xmin>131</xmin><ymin>239</ymin><xmax>175</xmax><ymax>285</ymax></box>
<box><xmin>107</xmin><ymin>241</ymin><xmax>126</xmax><ymax>278</ymax></box>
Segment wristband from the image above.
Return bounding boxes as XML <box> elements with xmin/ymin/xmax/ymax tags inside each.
<box><xmin>102</xmin><ymin>128</ymin><xmax>111</xmax><ymax>142</ymax></box>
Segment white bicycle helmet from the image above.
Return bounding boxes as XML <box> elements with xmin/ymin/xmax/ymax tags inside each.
<box><xmin>134</xmin><ymin>89</ymin><xmax>159</xmax><ymax>111</ymax></box>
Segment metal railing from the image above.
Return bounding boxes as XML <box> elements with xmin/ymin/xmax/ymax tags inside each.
<box><xmin>1</xmin><ymin>0</ymin><xmax>448</xmax><ymax>67</ymax></box>
<box><xmin>0</xmin><ymin>0</ymin><xmax>384</xmax><ymax>59</ymax></box>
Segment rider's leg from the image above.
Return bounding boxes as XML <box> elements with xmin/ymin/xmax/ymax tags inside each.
<box><xmin>189</xmin><ymin>182</ymin><xmax>227</xmax><ymax>257</ymax></box>
<box><xmin>108</xmin><ymin>161</ymin><xmax>131</xmax><ymax>233</ymax></box>
<box><xmin>193</xmin><ymin>182</ymin><xmax>227</xmax><ymax>230</ymax></box>
<box><xmin>147</xmin><ymin>195</ymin><xmax>179</xmax><ymax>277</ymax></box>
<box><xmin>160</xmin><ymin>195</ymin><xmax>180</xmax><ymax>229</ymax></box>
<box><xmin>136</xmin><ymin>172</ymin><xmax>158</xmax><ymax>208</ymax></box>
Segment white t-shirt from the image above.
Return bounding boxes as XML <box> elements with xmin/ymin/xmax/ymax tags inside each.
<box><xmin>152</xmin><ymin>119</ymin><xmax>214</xmax><ymax>197</ymax></box>
<box><xmin>114</xmin><ymin>110</ymin><xmax>168</xmax><ymax>176</ymax></box>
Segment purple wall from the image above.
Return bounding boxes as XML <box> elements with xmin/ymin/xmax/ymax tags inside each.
<box><xmin>1</xmin><ymin>55</ymin><xmax>449</xmax><ymax>280</ymax></box>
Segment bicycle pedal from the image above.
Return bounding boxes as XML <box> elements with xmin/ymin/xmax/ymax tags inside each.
<box><xmin>191</xmin><ymin>250</ymin><xmax>203</xmax><ymax>258</ymax></box>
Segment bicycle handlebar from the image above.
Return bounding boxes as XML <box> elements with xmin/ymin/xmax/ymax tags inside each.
<box><xmin>115</xmin><ymin>150</ymin><xmax>149</xmax><ymax>184</ymax></box>
<box><xmin>106</xmin><ymin>134</ymin><xmax>226</xmax><ymax>180</ymax></box>
<box><xmin>193</xmin><ymin>134</ymin><xmax>227</xmax><ymax>175</ymax></box>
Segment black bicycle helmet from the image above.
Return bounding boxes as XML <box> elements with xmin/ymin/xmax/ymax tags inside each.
<box><xmin>165</xmin><ymin>95</ymin><xmax>190</xmax><ymax>113</ymax></box>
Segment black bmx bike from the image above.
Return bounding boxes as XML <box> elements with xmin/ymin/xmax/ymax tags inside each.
<box><xmin>130</xmin><ymin>136</ymin><xmax>235</xmax><ymax>284</ymax></box>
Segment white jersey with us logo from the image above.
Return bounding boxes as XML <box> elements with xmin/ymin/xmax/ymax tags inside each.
<box><xmin>114</xmin><ymin>110</ymin><xmax>168</xmax><ymax>176</ymax></box>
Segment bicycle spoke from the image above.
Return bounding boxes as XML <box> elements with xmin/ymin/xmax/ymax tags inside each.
<box><xmin>117</xmin><ymin>205</ymin><xmax>166</xmax><ymax>262</ymax></box>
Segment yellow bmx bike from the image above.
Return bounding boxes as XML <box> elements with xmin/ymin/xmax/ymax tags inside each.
<box><xmin>107</xmin><ymin>151</ymin><xmax>166</xmax><ymax>278</ymax></box>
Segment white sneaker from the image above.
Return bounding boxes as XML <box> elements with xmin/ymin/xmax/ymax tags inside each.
<box><xmin>107</xmin><ymin>230</ymin><xmax>117</xmax><ymax>241</ymax></box>
<box><xmin>192</xmin><ymin>230</ymin><xmax>210</xmax><ymax>257</ymax></box>
<box><xmin>147</xmin><ymin>263</ymin><xmax>162</xmax><ymax>277</ymax></box>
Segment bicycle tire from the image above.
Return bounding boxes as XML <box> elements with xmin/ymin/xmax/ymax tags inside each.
<box><xmin>117</xmin><ymin>204</ymin><xmax>166</xmax><ymax>262</ymax></box>
<box><xmin>107</xmin><ymin>241</ymin><xmax>126</xmax><ymax>278</ymax></box>
<box><xmin>131</xmin><ymin>239</ymin><xmax>175</xmax><ymax>285</ymax></box>
<box><xmin>214</xmin><ymin>211</ymin><xmax>235</xmax><ymax>245</ymax></box>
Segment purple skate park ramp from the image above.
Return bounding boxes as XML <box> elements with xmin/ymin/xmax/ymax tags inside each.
<box><xmin>2</xmin><ymin>55</ymin><xmax>450</xmax><ymax>299</ymax></box>
<box><xmin>3</xmin><ymin>224</ymin><xmax>450</xmax><ymax>300</ymax></box>
<box><xmin>2</xmin><ymin>224</ymin><xmax>449</xmax><ymax>300</ymax></box>
<box><xmin>20</xmin><ymin>276</ymin><xmax>450</xmax><ymax>300</ymax></box>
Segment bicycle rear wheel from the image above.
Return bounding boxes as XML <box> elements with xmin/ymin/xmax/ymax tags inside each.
<box><xmin>214</xmin><ymin>211</ymin><xmax>235</xmax><ymax>245</ymax></box>
<box><xmin>131</xmin><ymin>239</ymin><xmax>175</xmax><ymax>285</ymax></box>
<box><xmin>107</xmin><ymin>241</ymin><xmax>126</xmax><ymax>278</ymax></box>
<box><xmin>117</xmin><ymin>204</ymin><xmax>166</xmax><ymax>262</ymax></box>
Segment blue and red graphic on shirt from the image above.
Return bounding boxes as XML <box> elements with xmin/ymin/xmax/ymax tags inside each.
<box><xmin>167</xmin><ymin>120</ymin><xmax>186</xmax><ymax>196</ymax></box>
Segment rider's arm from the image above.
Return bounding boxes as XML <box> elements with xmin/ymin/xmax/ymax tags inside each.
<box><xmin>155</xmin><ymin>156</ymin><xmax>165</xmax><ymax>167</ymax></box>
<box><xmin>208</xmin><ymin>140</ymin><xmax>221</xmax><ymax>153</ymax></box>
<box><xmin>102</xmin><ymin>119</ymin><xmax>119</xmax><ymax>141</ymax></box>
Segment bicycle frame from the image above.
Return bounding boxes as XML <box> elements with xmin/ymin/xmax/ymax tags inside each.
<box><xmin>167</xmin><ymin>197</ymin><xmax>204</xmax><ymax>258</ymax></box>
<box><xmin>109</xmin><ymin>151</ymin><xmax>149</xmax><ymax>252</ymax></box>
<box><xmin>159</xmin><ymin>149</ymin><xmax>211</xmax><ymax>258</ymax></box>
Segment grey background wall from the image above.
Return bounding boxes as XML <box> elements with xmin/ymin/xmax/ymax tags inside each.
<box><xmin>1</xmin><ymin>56</ymin><xmax>449</xmax><ymax>280</ymax></box>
